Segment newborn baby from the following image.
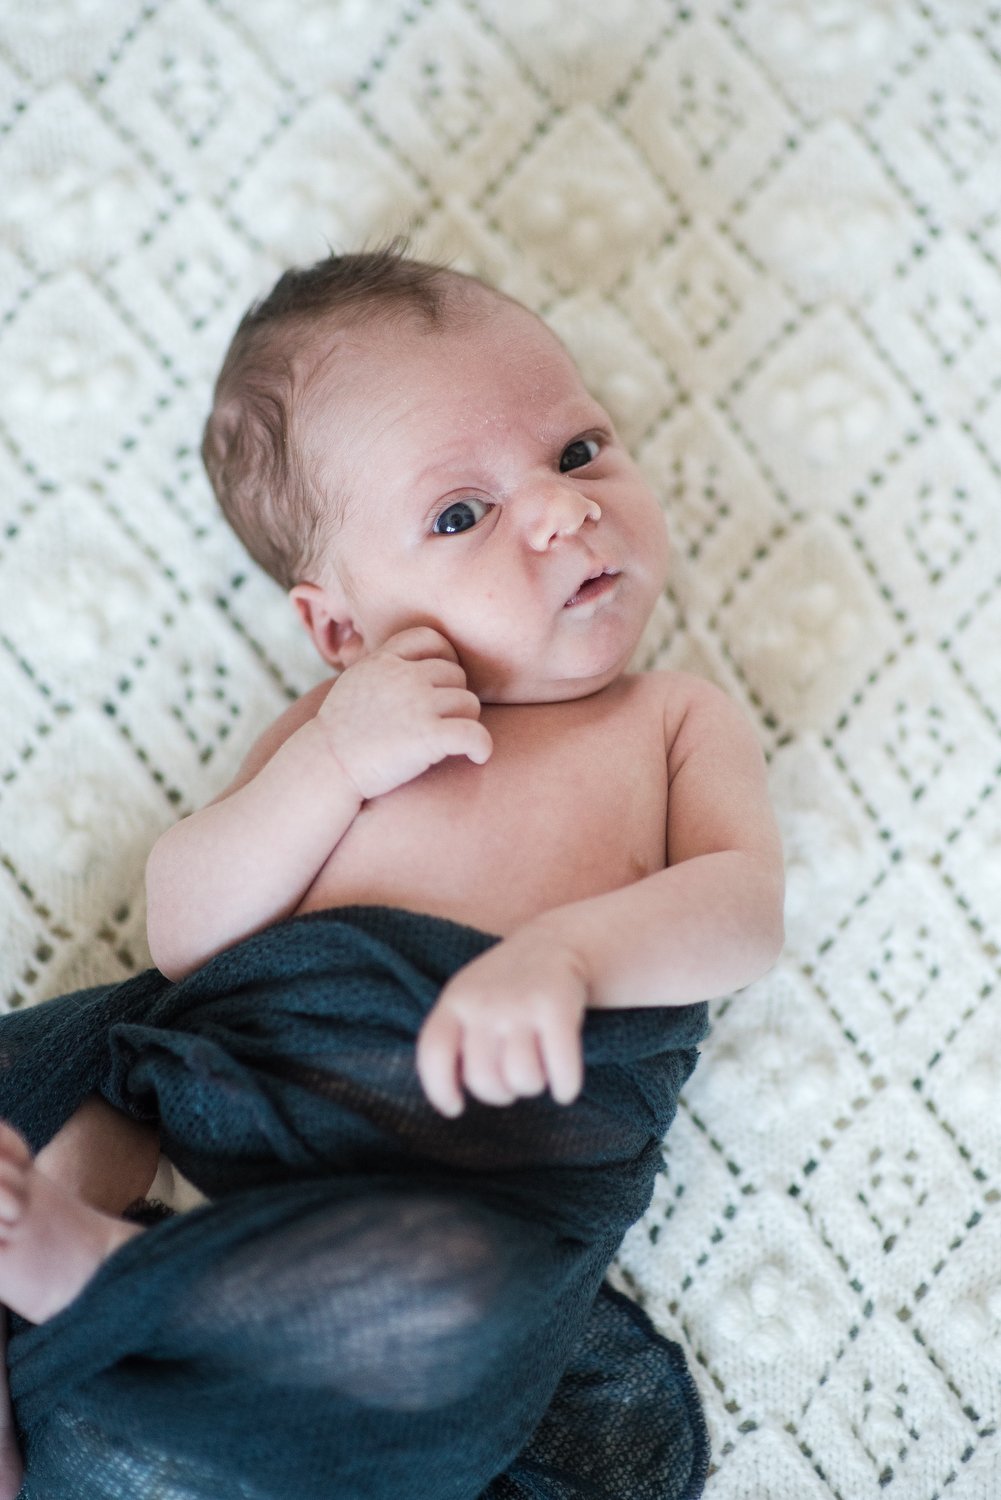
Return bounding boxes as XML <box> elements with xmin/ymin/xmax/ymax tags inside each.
<box><xmin>0</xmin><ymin>244</ymin><xmax>784</xmax><ymax>1500</ymax></box>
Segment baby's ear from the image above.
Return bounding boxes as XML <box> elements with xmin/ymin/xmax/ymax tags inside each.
<box><xmin>288</xmin><ymin>582</ymin><xmax>366</xmax><ymax>670</ymax></box>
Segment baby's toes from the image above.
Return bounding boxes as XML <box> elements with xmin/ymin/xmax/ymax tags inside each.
<box><xmin>0</xmin><ymin>1124</ymin><xmax>30</xmax><ymax>1169</ymax></box>
<box><xmin>0</xmin><ymin>1171</ymin><xmax>28</xmax><ymax>1233</ymax></box>
<box><xmin>0</xmin><ymin>1130</ymin><xmax>31</xmax><ymax>1228</ymax></box>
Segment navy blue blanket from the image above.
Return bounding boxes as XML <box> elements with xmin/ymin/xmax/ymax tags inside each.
<box><xmin>0</xmin><ymin>905</ymin><xmax>709</xmax><ymax>1499</ymax></box>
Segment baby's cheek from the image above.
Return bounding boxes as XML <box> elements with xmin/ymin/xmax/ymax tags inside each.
<box><xmin>637</xmin><ymin>509</ymin><xmax>671</xmax><ymax>595</ymax></box>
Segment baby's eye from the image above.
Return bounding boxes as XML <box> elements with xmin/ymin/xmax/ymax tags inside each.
<box><xmin>431</xmin><ymin>496</ymin><xmax>492</xmax><ymax>535</ymax></box>
<box><xmin>559</xmin><ymin>437</ymin><xmax>600</xmax><ymax>472</ymax></box>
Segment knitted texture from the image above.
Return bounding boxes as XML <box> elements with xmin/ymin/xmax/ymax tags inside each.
<box><xmin>0</xmin><ymin>3</ymin><xmax>999</xmax><ymax>1496</ymax></box>
<box><xmin>1</xmin><ymin>905</ymin><xmax>709</xmax><ymax>1498</ymax></box>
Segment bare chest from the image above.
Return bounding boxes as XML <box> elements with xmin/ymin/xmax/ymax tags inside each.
<box><xmin>293</xmin><ymin>675</ymin><xmax>668</xmax><ymax>936</ymax></box>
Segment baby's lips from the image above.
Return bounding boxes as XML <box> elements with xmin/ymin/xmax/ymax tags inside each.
<box><xmin>563</xmin><ymin>564</ymin><xmax>620</xmax><ymax>608</ymax></box>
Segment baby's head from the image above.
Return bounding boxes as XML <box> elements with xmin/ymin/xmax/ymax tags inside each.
<box><xmin>202</xmin><ymin>243</ymin><xmax>491</xmax><ymax>591</ymax></box>
<box><xmin>202</xmin><ymin>242</ymin><xmax>670</xmax><ymax>703</ymax></box>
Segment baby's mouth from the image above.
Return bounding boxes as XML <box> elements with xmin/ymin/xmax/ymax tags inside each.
<box><xmin>564</xmin><ymin>568</ymin><xmax>619</xmax><ymax>608</ymax></box>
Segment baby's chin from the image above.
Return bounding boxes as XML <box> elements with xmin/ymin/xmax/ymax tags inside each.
<box><xmin>473</xmin><ymin>655</ymin><xmax>632</xmax><ymax>705</ymax></box>
<box><xmin>460</xmin><ymin>611</ymin><xmax>648</xmax><ymax>704</ymax></box>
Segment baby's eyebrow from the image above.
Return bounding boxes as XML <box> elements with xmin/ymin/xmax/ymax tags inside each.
<box><xmin>536</xmin><ymin>398</ymin><xmax>611</xmax><ymax>445</ymax></box>
<box><xmin>411</xmin><ymin>452</ymin><xmax>473</xmax><ymax>494</ymax></box>
<box><xmin>409</xmin><ymin>401</ymin><xmax>612</xmax><ymax>500</ymax></box>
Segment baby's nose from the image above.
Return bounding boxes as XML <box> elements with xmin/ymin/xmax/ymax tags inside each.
<box><xmin>523</xmin><ymin>482</ymin><xmax>601</xmax><ymax>551</ymax></box>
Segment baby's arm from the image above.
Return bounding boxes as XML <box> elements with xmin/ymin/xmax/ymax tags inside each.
<box><xmin>546</xmin><ymin>674</ymin><xmax>785</xmax><ymax>1010</ymax></box>
<box><xmin>146</xmin><ymin>627</ymin><xmax>491</xmax><ymax>981</ymax></box>
<box><xmin>417</xmin><ymin>675</ymin><xmax>783</xmax><ymax>1115</ymax></box>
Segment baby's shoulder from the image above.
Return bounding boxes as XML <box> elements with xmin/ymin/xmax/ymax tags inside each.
<box><xmin>630</xmin><ymin>666</ymin><xmax>734</xmax><ymax>719</ymax></box>
<box><xmin>629</xmin><ymin>668</ymin><xmax>753</xmax><ymax>755</ymax></box>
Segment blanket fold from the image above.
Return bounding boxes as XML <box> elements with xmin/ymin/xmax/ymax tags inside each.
<box><xmin>1</xmin><ymin>905</ymin><xmax>709</xmax><ymax>1499</ymax></box>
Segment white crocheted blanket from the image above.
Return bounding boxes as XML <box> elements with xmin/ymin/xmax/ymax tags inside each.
<box><xmin>1</xmin><ymin>3</ymin><xmax>999</xmax><ymax>1495</ymax></box>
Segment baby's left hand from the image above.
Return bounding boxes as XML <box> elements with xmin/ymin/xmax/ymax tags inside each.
<box><xmin>415</xmin><ymin>923</ymin><xmax>590</xmax><ymax>1116</ymax></box>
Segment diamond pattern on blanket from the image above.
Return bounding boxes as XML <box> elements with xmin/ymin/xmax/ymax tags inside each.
<box><xmin>716</xmin><ymin>518</ymin><xmax>898</xmax><ymax>730</ymax></box>
<box><xmin>1</xmin><ymin>1</ymin><xmax>999</xmax><ymax>1493</ymax></box>
<box><xmin>618</xmin><ymin>19</ymin><xmax>795</xmax><ymax>210</ymax></box>
<box><xmin>797</xmin><ymin>1312</ymin><xmax>975</xmax><ymax>1497</ymax></box>
<box><xmin>869</xmin><ymin>31</ymin><xmax>1001</xmax><ymax>220</ymax></box>
<box><xmin>491</xmin><ymin>107</ymin><xmax>675</xmax><ymax>292</ymax></box>
<box><xmin>3</xmin><ymin>273</ymin><xmax>164</xmax><ymax>479</ymax></box>
<box><xmin>732</xmin><ymin>0</ymin><xmax>930</xmax><ymax>118</ymax></box>
<box><xmin>356</xmin><ymin>4</ymin><xmax>544</xmax><ymax>183</ymax></box>
<box><xmin>0</xmin><ymin>80</ymin><xmax>165</xmax><ymax>271</ymax></box>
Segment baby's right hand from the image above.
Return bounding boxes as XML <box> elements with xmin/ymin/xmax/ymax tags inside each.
<box><xmin>313</xmin><ymin>627</ymin><xmax>493</xmax><ymax>801</ymax></box>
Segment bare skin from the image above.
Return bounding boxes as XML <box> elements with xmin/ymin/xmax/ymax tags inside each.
<box><xmin>35</xmin><ymin>1096</ymin><xmax>162</xmax><ymax>1218</ymax></box>
<box><xmin>0</xmin><ymin>1103</ymin><xmax>159</xmax><ymax>1498</ymax></box>
<box><xmin>143</xmin><ymin>300</ymin><xmax>783</xmax><ymax>1105</ymax></box>
<box><xmin>182</xmin><ymin>651</ymin><xmax>780</xmax><ymax>1122</ymax></box>
<box><xmin>292</xmin><ymin>673</ymin><xmax>671</xmax><ymax>936</ymax></box>
<box><xmin>0</xmin><ymin>1122</ymin><xmax>145</xmax><ymax>1326</ymax></box>
<box><xmin>0</xmin><ymin>291</ymin><xmax>784</xmax><ymax>1485</ymax></box>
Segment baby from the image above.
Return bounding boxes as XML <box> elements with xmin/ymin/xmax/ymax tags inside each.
<box><xmin>0</xmin><ymin>244</ymin><xmax>784</xmax><ymax>1497</ymax></box>
<box><xmin>147</xmin><ymin>243</ymin><xmax>785</xmax><ymax>1113</ymax></box>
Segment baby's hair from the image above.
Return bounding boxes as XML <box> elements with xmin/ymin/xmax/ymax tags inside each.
<box><xmin>201</xmin><ymin>238</ymin><xmax>492</xmax><ymax>591</ymax></box>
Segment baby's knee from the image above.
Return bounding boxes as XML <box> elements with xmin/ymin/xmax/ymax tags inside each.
<box><xmin>182</xmin><ymin>1191</ymin><xmax>541</xmax><ymax>1412</ymax></box>
<box><xmin>317</xmin><ymin>1193</ymin><xmax>531</xmax><ymax>1410</ymax></box>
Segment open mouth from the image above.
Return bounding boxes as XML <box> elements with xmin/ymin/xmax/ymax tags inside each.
<box><xmin>564</xmin><ymin>568</ymin><xmax>619</xmax><ymax>608</ymax></box>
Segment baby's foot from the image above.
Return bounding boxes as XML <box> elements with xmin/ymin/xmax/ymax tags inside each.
<box><xmin>0</xmin><ymin>1121</ymin><xmax>143</xmax><ymax>1325</ymax></box>
<box><xmin>0</xmin><ymin>1122</ymin><xmax>148</xmax><ymax>1500</ymax></box>
<box><xmin>0</xmin><ymin>1316</ymin><xmax>22</xmax><ymax>1500</ymax></box>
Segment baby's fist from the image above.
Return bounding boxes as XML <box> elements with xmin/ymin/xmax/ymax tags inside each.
<box><xmin>415</xmin><ymin>922</ymin><xmax>590</xmax><ymax>1117</ymax></box>
<box><xmin>315</xmin><ymin>627</ymin><xmax>492</xmax><ymax>800</ymax></box>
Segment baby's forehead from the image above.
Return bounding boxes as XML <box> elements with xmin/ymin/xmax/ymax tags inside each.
<box><xmin>301</xmin><ymin>291</ymin><xmax>579</xmax><ymax>417</ymax></box>
<box><xmin>297</xmin><ymin>308</ymin><xmax>606</xmax><ymax>539</ymax></box>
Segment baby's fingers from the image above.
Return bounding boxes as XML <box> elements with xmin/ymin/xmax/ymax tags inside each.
<box><xmin>432</xmin><ymin>687</ymin><xmax>483</xmax><ymax>721</ymax></box>
<box><xmin>0</xmin><ymin>1165</ymin><xmax>29</xmax><ymax>1224</ymax></box>
<box><xmin>385</xmin><ymin>626</ymin><xmax>461</xmax><ymax>664</ymax></box>
<box><xmin>497</xmin><ymin>1032</ymin><xmax>548</xmax><ymax>1099</ymax></box>
<box><xmin>537</xmin><ymin>1014</ymin><xmax>585</xmax><ymax>1106</ymax></box>
<box><xmin>462</xmin><ymin>1027</ymin><xmax>518</xmax><ymax>1107</ymax></box>
<box><xmin>433</xmin><ymin>716</ymin><xmax>493</xmax><ymax>767</ymax></box>
<box><xmin>416</xmin><ymin>1009</ymin><xmax>466</xmax><ymax>1118</ymax></box>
